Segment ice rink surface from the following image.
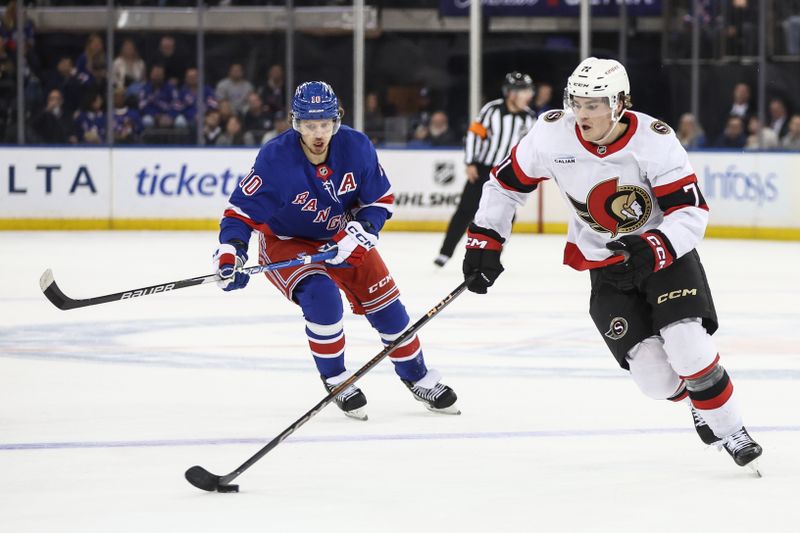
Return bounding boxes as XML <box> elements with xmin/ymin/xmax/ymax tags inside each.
<box><xmin>1</xmin><ymin>230</ymin><xmax>799</xmax><ymax>532</ymax></box>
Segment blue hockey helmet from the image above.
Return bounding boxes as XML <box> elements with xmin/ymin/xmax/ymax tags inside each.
<box><xmin>291</xmin><ymin>81</ymin><xmax>342</xmax><ymax>134</ymax></box>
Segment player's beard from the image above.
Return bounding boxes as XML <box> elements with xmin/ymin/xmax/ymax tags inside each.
<box><xmin>301</xmin><ymin>135</ymin><xmax>331</xmax><ymax>159</ymax></box>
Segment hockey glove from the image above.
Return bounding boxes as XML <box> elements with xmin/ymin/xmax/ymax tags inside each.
<box><xmin>213</xmin><ymin>239</ymin><xmax>250</xmax><ymax>291</ymax></box>
<box><xmin>604</xmin><ymin>230</ymin><xmax>675</xmax><ymax>291</ymax></box>
<box><xmin>462</xmin><ymin>224</ymin><xmax>505</xmax><ymax>294</ymax></box>
<box><xmin>321</xmin><ymin>221</ymin><xmax>377</xmax><ymax>267</ymax></box>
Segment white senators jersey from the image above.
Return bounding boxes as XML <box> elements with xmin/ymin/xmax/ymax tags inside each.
<box><xmin>474</xmin><ymin>109</ymin><xmax>710</xmax><ymax>271</ymax></box>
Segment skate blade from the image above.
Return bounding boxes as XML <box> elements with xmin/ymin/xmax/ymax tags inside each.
<box><xmin>425</xmin><ymin>403</ymin><xmax>461</xmax><ymax>416</ymax></box>
<box><xmin>343</xmin><ymin>408</ymin><xmax>368</xmax><ymax>421</ymax></box>
<box><xmin>745</xmin><ymin>459</ymin><xmax>763</xmax><ymax>478</ymax></box>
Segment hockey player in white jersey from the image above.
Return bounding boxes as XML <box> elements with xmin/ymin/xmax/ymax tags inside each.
<box><xmin>462</xmin><ymin>57</ymin><xmax>762</xmax><ymax>474</ymax></box>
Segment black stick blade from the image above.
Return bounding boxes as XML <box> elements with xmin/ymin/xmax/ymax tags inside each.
<box><xmin>39</xmin><ymin>269</ymin><xmax>74</xmax><ymax>310</ymax></box>
<box><xmin>185</xmin><ymin>465</ymin><xmax>223</xmax><ymax>492</ymax></box>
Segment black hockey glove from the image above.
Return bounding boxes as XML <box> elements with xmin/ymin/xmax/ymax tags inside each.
<box><xmin>462</xmin><ymin>224</ymin><xmax>505</xmax><ymax>294</ymax></box>
<box><xmin>604</xmin><ymin>230</ymin><xmax>675</xmax><ymax>291</ymax></box>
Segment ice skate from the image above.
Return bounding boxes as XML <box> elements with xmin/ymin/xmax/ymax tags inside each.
<box><xmin>402</xmin><ymin>369</ymin><xmax>460</xmax><ymax>415</ymax></box>
<box><xmin>690</xmin><ymin>406</ymin><xmax>720</xmax><ymax>445</ymax></box>
<box><xmin>717</xmin><ymin>427</ymin><xmax>763</xmax><ymax>477</ymax></box>
<box><xmin>322</xmin><ymin>371</ymin><xmax>368</xmax><ymax>421</ymax></box>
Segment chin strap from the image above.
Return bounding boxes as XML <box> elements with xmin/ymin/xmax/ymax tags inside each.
<box><xmin>593</xmin><ymin>108</ymin><xmax>627</xmax><ymax>146</ymax></box>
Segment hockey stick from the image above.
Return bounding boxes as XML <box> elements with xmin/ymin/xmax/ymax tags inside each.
<box><xmin>185</xmin><ymin>277</ymin><xmax>474</xmax><ymax>493</ymax></box>
<box><xmin>39</xmin><ymin>250</ymin><xmax>337</xmax><ymax>311</ymax></box>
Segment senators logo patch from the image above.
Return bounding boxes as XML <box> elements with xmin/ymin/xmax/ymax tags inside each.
<box><xmin>605</xmin><ymin>317</ymin><xmax>629</xmax><ymax>340</ymax></box>
<box><xmin>543</xmin><ymin>110</ymin><xmax>564</xmax><ymax>122</ymax></box>
<box><xmin>650</xmin><ymin>120</ymin><xmax>671</xmax><ymax>135</ymax></box>
<box><xmin>567</xmin><ymin>177</ymin><xmax>652</xmax><ymax>237</ymax></box>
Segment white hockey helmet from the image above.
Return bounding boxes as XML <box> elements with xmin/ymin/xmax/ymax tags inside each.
<box><xmin>564</xmin><ymin>57</ymin><xmax>631</xmax><ymax>121</ymax></box>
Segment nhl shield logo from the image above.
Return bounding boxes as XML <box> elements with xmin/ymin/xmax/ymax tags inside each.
<box><xmin>434</xmin><ymin>161</ymin><xmax>455</xmax><ymax>186</ymax></box>
<box><xmin>597</xmin><ymin>145</ymin><xmax>607</xmax><ymax>155</ymax></box>
<box><xmin>567</xmin><ymin>177</ymin><xmax>652</xmax><ymax>237</ymax></box>
<box><xmin>316</xmin><ymin>164</ymin><xmax>332</xmax><ymax>181</ymax></box>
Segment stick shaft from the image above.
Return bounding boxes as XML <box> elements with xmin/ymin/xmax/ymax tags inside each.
<box><xmin>216</xmin><ymin>279</ymin><xmax>471</xmax><ymax>486</ymax></box>
<box><xmin>40</xmin><ymin>251</ymin><xmax>336</xmax><ymax>310</ymax></box>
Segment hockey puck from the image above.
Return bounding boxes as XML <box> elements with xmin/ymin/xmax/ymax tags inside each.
<box><xmin>217</xmin><ymin>484</ymin><xmax>239</xmax><ymax>493</ymax></box>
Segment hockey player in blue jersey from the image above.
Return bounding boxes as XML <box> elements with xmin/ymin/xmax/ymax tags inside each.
<box><xmin>212</xmin><ymin>81</ymin><xmax>459</xmax><ymax>419</ymax></box>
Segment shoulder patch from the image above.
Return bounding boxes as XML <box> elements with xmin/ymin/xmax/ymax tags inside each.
<box><xmin>543</xmin><ymin>110</ymin><xmax>564</xmax><ymax>123</ymax></box>
<box><xmin>650</xmin><ymin>120</ymin><xmax>671</xmax><ymax>135</ymax></box>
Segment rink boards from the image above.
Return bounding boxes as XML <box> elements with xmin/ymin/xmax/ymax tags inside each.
<box><xmin>1</xmin><ymin>146</ymin><xmax>798</xmax><ymax>240</ymax></box>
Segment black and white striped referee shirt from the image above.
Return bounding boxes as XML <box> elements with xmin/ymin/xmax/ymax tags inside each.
<box><xmin>465</xmin><ymin>99</ymin><xmax>536</xmax><ymax>167</ymax></box>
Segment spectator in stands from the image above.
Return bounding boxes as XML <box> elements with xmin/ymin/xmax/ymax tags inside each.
<box><xmin>364</xmin><ymin>91</ymin><xmax>384</xmax><ymax>144</ymax></box>
<box><xmin>257</xmin><ymin>64</ymin><xmax>285</xmax><ymax>116</ymax></box>
<box><xmin>215</xmin><ymin>63</ymin><xmax>253</xmax><ymax>114</ymax></box>
<box><xmin>43</xmin><ymin>57</ymin><xmax>82</xmax><ymax>116</ymax></box>
<box><xmin>0</xmin><ymin>34</ymin><xmax>13</xmax><ymax>83</ymax></box>
<box><xmin>532</xmin><ymin>82</ymin><xmax>554</xmax><ymax>114</ymax></box>
<box><xmin>781</xmin><ymin>114</ymin><xmax>800</xmax><ymax>150</ymax></box>
<box><xmin>178</xmin><ymin>67</ymin><xmax>217</xmax><ymax>125</ymax></box>
<box><xmin>0</xmin><ymin>0</ymin><xmax>37</xmax><ymax>75</ymax></box>
<box><xmin>745</xmin><ymin>116</ymin><xmax>779</xmax><ymax>150</ymax></box>
<box><xmin>76</xmin><ymin>33</ymin><xmax>107</xmax><ymax>88</ymax></box>
<box><xmin>410</xmin><ymin>86</ymin><xmax>434</xmax><ymax>141</ymax></box>
<box><xmin>113</xmin><ymin>87</ymin><xmax>143</xmax><ymax>144</ymax></box>
<box><xmin>242</xmin><ymin>91</ymin><xmax>272</xmax><ymax>143</ymax></box>
<box><xmin>725</xmin><ymin>0</ymin><xmax>757</xmax><ymax>56</ymax></box>
<box><xmin>261</xmin><ymin>111</ymin><xmax>290</xmax><ymax>144</ymax></box>
<box><xmin>31</xmin><ymin>89</ymin><xmax>73</xmax><ymax>144</ymax></box>
<box><xmin>216</xmin><ymin>115</ymin><xmax>246</xmax><ymax>146</ymax></box>
<box><xmin>203</xmin><ymin>109</ymin><xmax>222</xmax><ymax>145</ymax></box>
<box><xmin>154</xmin><ymin>35</ymin><xmax>187</xmax><ymax>85</ymax></box>
<box><xmin>784</xmin><ymin>14</ymin><xmax>800</xmax><ymax>55</ymax></box>
<box><xmin>217</xmin><ymin>98</ymin><xmax>237</xmax><ymax>126</ymax></box>
<box><xmin>137</xmin><ymin>64</ymin><xmax>173</xmax><ymax>128</ymax></box>
<box><xmin>677</xmin><ymin>113</ymin><xmax>707</xmax><ymax>149</ymax></box>
<box><xmin>728</xmin><ymin>82</ymin><xmax>752</xmax><ymax>119</ymax></box>
<box><xmin>714</xmin><ymin>115</ymin><xmax>747</xmax><ymax>148</ymax></box>
<box><xmin>413</xmin><ymin>110</ymin><xmax>459</xmax><ymax>146</ymax></box>
<box><xmin>73</xmin><ymin>92</ymin><xmax>105</xmax><ymax>144</ymax></box>
<box><xmin>112</xmin><ymin>39</ymin><xmax>145</xmax><ymax>89</ymax></box>
<box><xmin>768</xmin><ymin>97</ymin><xmax>790</xmax><ymax>139</ymax></box>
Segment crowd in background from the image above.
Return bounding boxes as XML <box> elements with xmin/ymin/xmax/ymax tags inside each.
<box><xmin>676</xmin><ymin>82</ymin><xmax>800</xmax><ymax>151</ymax></box>
<box><xmin>2</xmin><ymin>0</ymin><xmax>800</xmax><ymax>151</ymax></box>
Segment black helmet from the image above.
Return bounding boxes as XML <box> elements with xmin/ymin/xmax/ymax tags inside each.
<box><xmin>502</xmin><ymin>71</ymin><xmax>534</xmax><ymax>97</ymax></box>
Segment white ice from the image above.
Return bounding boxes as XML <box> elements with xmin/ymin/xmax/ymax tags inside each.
<box><xmin>1</xmin><ymin>231</ymin><xmax>799</xmax><ymax>533</ymax></box>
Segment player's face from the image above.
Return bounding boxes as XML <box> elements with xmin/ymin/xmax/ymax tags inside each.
<box><xmin>571</xmin><ymin>96</ymin><xmax>614</xmax><ymax>142</ymax></box>
<box><xmin>297</xmin><ymin>119</ymin><xmax>335</xmax><ymax>155</ymax></box>
<box><xmin>510</xmin><ymin>88</ymin><xmax>534</xmax><ymax>109</ymax></box>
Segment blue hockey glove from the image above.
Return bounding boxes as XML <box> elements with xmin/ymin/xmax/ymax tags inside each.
<box><xmin>212</xmin><ymin>239</ymin><xmax>250</xmax><ymax>291</ymax></box>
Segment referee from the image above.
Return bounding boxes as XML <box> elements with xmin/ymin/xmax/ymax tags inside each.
<box><xmin>434</xmin><ymin>71</ymin><xmax>536</xmax><ymax>267</ymax></box>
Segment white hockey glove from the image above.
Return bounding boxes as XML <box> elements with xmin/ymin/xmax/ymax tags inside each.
<box><xmin>320</xmin><ymin>221</ymin><xmax>377</xmax><ymax>267</ymax></box>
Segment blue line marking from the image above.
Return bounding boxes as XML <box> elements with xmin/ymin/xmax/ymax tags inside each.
<box><xmin>2</xmin><ymin>426</ymin><xmax>797</xmax><ymax>452</ymax></box>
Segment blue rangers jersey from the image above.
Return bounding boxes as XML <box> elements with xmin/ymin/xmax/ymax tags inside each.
<box><xmin>219</xmin><ymin>125</ymin><xmax>394</xmax><ymax>244</ymax></box>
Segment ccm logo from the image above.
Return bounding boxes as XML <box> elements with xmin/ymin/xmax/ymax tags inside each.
<box><xmin>657</xmin><ymin>288</ymin><xmax>697</xmax><ymax>304</ymax></box>
<box><xmin>121</xmin><ymin>284</ymin><xmax>176</xmax><ymax>299</ymax></box>
<box><xmin>646</xmin><ymin>234</ymin><xmax>668</xmax><ymax>270</ymax></box>
<box><xmin>368</xmin><ymin>275</ymin><xmax>393</xmax><ymax>294</ymax></box>
<box><xmin>466</xmin><ymin>237</ymin><xmax>490</xmax><ymax>249</ymax></box>
<box><xmin>347</xmin><ymin>225</ymin><xmax>375</xmax><ymax>248</ymax></box>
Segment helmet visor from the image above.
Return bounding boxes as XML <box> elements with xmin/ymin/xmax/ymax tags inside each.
<box><xmin>565</xmin><ymin>95</ymin><xmax>614</xmax><ymax>119</ymax></box>
<box><xmin>295</xmin><ymin>118</ymin><xmax>338</xmax><ymax>135</ymax></box>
